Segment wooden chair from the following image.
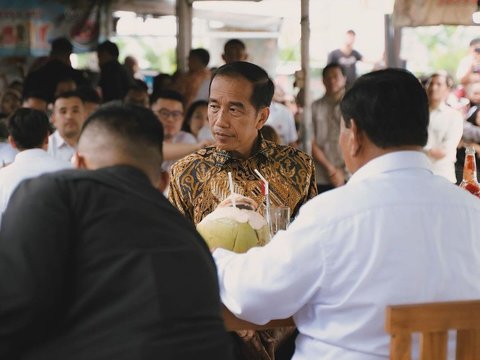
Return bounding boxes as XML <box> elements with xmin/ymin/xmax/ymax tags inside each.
<box><xmin>385</xmin><ymin>300</ymin><xmax>480</xmax><ymax>360</ymax></box>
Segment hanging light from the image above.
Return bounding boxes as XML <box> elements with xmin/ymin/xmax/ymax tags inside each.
<box><xmin>473</xmin><ymin>0</ymin><xmax>480</xmax><ymax>24</ymax></box>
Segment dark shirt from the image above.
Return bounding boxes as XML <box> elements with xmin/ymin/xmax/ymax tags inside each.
<box><xmin>327</xmin><ymin>49</ymin><xmax>362</xmax><ymax>88</ymax></box>
<box><xmin>0</xmin><ymin>166</ymin><xmax>234</xmax><ymax>360</ymax></box>
<box><xmin>98</xmin><ymin>60</ymin><xmax>133</xmax><ymax>102</ymax></box>
<box><xmin>23</xmin><ymin>59</ymin><xmax>89</xmax><ymax>103</ymax></box>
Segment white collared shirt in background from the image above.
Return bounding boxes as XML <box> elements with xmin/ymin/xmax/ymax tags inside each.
<box><xmin>265</xmin><ymin>102</ymin><xmax>298</xmax><ymax>145</ymax></box>
<box><xmin>47</xmin><ymin>130</ymin><xmax>76</xmax><ymax>163</ymax></box>
<box><xmin>0</xmin><ymin>142</ymin><xmax>18</xmax><ymax>168</ymax></box>
<box><xmin>425</xmin><ymin>103</ymin><xmax>463</xmax><ymax>183</ymax></box>
<box><xmin>214</xmin><ymin>151</ymin><xmax>480</xmax><ymax>360</ymax></box>
<box><xmin>0</xmin><ymin>148</ymin><xmax>72</xmax><ymax>227</ymax></box>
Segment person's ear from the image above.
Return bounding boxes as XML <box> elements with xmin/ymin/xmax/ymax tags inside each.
<box><xmin>73</xmin><ymin>152</ymin><xmax>87</xmax><ymax>169</ymax></box>
<box><xmin>349</xmin><ymin>119</ymin><xmax>363</xmax><ymax>157</ymax></box>
<box><xmin>7</xmin><ymin>135</ymin><xmax>17</xmax><ymax>149</ymax></box>
<box><xmin>255</xmin><ymin>107</ymin><xmax>270</xmax><ymax>130</ymax></box>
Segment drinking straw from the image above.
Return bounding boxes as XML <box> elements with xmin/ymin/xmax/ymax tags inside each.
<box><xmin>254</xmin><ymin>169</ymin><xmax>271</xmax><ymax>233</ymax></box>
<box><xmin>228</xmin><ymin>171</ymin><xmax>236</xmax><ymax>208</ymax></box>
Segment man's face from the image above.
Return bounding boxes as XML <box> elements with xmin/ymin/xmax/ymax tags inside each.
<box><xmin>323</xmin><ymin>67</ymin><xmax>346</xmax><ymax>95</ymax></box>
<box><xmin>208</xmin><ymin>75</ymin><xmax>267</xmax><ymax>158</ymax></box>
<box><xmin>151</xmin><ymin>98</ymin><xmax>184</xmax><ymax>140</ymax></box>
<box><xmin>427</xmin><ymin>75</ymin><xmax>449</xmax><ymax>104</ymax></box>
<box><xmin>52</xmin><ymin>96</ymin><xmax>85</xmax><ymax>141</ymax></box>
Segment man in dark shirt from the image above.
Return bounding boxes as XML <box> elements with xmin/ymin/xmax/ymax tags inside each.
<box><xmin>0</xmin><ymin>105</ymin><xmax>234</xmax><ymax>360</ymax></box>
<box><xmin>23</xmin><ymin>37</ymin><xmax>89</xmax><ymax>103</ymax></box>
<box><xmin>97</xmin><ymin>40</ymin><xmax>134</xmax><ymax>102</ymax></box>
<box><xmin>327</xmin><ymin>30</ymin><xmax>363</xmax><ymax>89</ymax></box>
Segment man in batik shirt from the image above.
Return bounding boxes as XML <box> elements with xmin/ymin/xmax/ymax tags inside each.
<box><xmin>169</xmin><ymin>61</ymin><xmax>317</xmax><ymax>360</ymax></box>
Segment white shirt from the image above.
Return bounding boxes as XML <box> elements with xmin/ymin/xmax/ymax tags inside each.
<box><xmin>0</xmin><ymin>148</ymin><xmax>72</xmax><ymax>226</ymax></box>
<box><xmin>425</xmin><ymin>103</ymin><xmax>463</xmax><ymax>183</ymax></box>
<box><xmin>214</xmin><ymin>151</ymin><xmax>480</xmax><ymax>360</ymax></box>
<box><xmin>0</xmin><ymin>142</ymin><xmax>18</xmax><ymax>168</ymax></box>
<box><xmin>265</xmin><ymin>102</ymin><xmax>298</xmax><ymax>145</ymax></box>
<box><xmin>161</xmin><ymin>131</ymin><xmax>197</xmax><ymax>171</ymax></box>
<box><xmin>47</xmin><ymin>130</ymin><xmax>76</xmax><ymax>163</ymax></box>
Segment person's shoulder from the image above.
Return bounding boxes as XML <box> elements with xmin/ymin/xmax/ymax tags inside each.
<box><xmin>269</xmin><ymin>142</ymin><xmax>313</xmax><ymax>166</ymax></box>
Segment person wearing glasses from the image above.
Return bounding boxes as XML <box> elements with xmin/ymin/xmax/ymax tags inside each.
<box><xmin>150</xmin><ymin>90</ymin><xmax>197</xmax><ymax>172</ymax></box>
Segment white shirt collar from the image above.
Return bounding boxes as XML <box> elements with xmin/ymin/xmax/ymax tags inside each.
<box><xmin>348</xmin><ymin>151</ymin><xmax>432</xmax><ymax>185</ymax></box>
<box><xmin>52</xmin><ymin>130</ymin><xmax>70</xmax><ymax>149</ymax></box>
<box><xmin>14</xmin><ymin>148</ymin><xmax>49</xmax><ymax>162</ymax></box>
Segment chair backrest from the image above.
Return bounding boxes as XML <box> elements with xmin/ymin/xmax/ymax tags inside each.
<box><xmin>385</xmin><ymin>300</ymin><xmax>480</xmax><ymax>360</ymax></box>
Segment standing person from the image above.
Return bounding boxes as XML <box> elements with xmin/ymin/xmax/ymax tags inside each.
<box><xmin>0</xmin><ymin>104</ymin><xmax>235</xmax><ymax>360</ymax></box>
<box><xmin>213</xmin><ymin>68</ymin><xmax>480</xmax><ymax>359</ymax></box>
<box><xmin>0</xmin><ymin>108</ymin><xmax>71</xmax><ymax>226</ymax></box>
<box><xmin>97</xmin><ymin>40</ymin><xmax>133</xmax><ymax>102</ymax></box>
<box><xmin>174</xmin><ymin>48</ymin><xmax>212</xmax><ymax>108</ymax></box>
<box><xmin>327</xmin><ymin>30</ymin><xmax>363</xmax><ymax>89</ymax></box>
<box><xmin>169</xmin><ymin>61</ymin><xmax>316</xmax><ymax>359</ymax></box>
<box><xmin>311</xmin><ymin>63</ymin><xmax>348</xmax><ymax>193</ymax></box>
<box><xmin>456</xmin><ymin>37</ymin><xmax>480</xmax><ymax>89</ymax></box>
<box><xmin>424</xmin><ymin>72</ymin><xmax>463</xmax><ymax>183</ymax></box>
<box><xmin>222</xmin><ymin>39</ymin><xmax>248</xmax><ymax>64</ymax></box>
<box><xmin>23</xmin><ymin>37</ymin><xmax>88</xmax><ymax>103</ymax></box>
<box><xmin>48</xmin><ymin>91</ymin><xmax>86</xmax><ymax>162</ymax></box>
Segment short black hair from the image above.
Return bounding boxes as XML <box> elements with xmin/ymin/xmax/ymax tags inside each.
<box><xmin>81</xmin><ymin>104</ymin><xmax>164</xmax><ymax>163</ymax></box>
<box><xmin>76</xmin><ymin>86</ymin><xmax>101</xmax><ymax>104</ymax></box>
<box><xmin>54</xmin><ymin>90</ymin><xmax>84</xmax><ymax>104</ymax></box>
<box><xmin>23</xmin><ymin>88</ymin><xmax>50</xmax><ymax>103</ymax></box>
<box><xmin>7</xmin><ymin>108</ymin><xmax>51</xmax><ymax>150</ymax></box>
<box><xmin>150</xmin><ymin>90</ymin><xmax>184</xmax><ymax>107</ymax></box>
<box><xmin>210</xmin><ymin>61</ymin><xmax>274</xmax><ymax>111</ymax></box>
<box><xmin>224</xmin><ymin>39</ymin><xmax>246</xmax><ymax>52</ymax></box>
<box><xmin>340</xmin><ymin>68</ymin><xmax>429</xmax><ymax>148</ymax></box>
<box><xmin>97</xmin><ymin>40</ymin><xmax>119</xmax><ymax>58</ymax></box>
<box><xmin>322</xmin><ymin>62</ymin><xmax>346</xmax><ymax>78</ymax></box>
<box><xmin>189</xmin><ymin>48</ymin><xmax>210</xmax><ymax>66</ymax></box>
<box><xmin>50</xmin><ymin>37</ymin><xmax>73</xmax><ymax>56</ymax></box>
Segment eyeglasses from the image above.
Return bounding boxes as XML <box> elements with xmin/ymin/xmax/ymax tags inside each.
<box><xmin>156</xmin><ymin>108</ymin><xmax>184</xmax><ymax>120</ymax></box>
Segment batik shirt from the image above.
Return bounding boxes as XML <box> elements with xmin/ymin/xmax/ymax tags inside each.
<box><xmin>169</xmin><ymin>136</ymin><xmax>317</xmax><ymax>225</ymax></box>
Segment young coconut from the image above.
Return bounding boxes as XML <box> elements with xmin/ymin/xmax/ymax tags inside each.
<box><xmin>196</xmin><ymin>194</ymin><xmax>270</xmax><ymax>253</ymax></box>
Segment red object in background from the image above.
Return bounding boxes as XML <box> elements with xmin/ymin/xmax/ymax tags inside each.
<box><xmin>459</xmin><ymin>146</ymin><xmax>480</xmax><ymax>198</ymax></box>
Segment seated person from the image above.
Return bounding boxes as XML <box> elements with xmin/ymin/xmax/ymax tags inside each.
<box><xmin>0</xmin><ymin>104</ymin><xmax>234</xmax><ymax>360</ymax></box>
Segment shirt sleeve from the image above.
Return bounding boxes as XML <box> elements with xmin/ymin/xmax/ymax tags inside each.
<box><xmin>213</xmin><ymin>207</ymin><xmax>326</xmax><ymax>325</ymax></box>
<box><xmin>443</xmin><ymin>110</ymin><xmax>464</xmax><ymax>162</ymax></box>
<box><xmin>0</xmin><ymin>176</ymin><xmax>71</xmax><ymax>357</ymax></box>
<box><xmin>462</xmin><ymin>121</ymin><xmax>480</xmax><ymax>143</ymax></box>
<box><xmin>168</xmin><ymin>165</ymin><xmax>194</xmax><ymax>222</ymax></box>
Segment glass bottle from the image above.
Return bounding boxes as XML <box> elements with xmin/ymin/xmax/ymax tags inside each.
<box><xmin>459</xmin><ymin>146</ymin><xmax>480</xmax><ymax>197</ymax></box>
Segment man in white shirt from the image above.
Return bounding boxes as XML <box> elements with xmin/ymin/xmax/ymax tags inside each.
<box><xmin>214</xmin><ymin>68</ymin><xmax>480</xmax><ymax>360</ymax></box>
<box><xmin>48</xmin><ymin>90</ymin><xmax>86</xmax><ymax>162</ymax></box>
<box><xmin>424</xmin><ymin>72</ymin><xmax>463</xmax><ymax>183</ymax></box>
<box><xmin>0</xmin><ymin>108</ymin><xmax>71</xmax><ymax>226</ymax></box>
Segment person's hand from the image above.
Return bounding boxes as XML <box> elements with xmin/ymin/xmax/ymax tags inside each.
<box><xmin>328</xmin><ymin>168</ymin><xmax>346</xmax><ymax>187</ymax></box>
<box><xmin>428</xmin><ymin>147</ymin><xmax>446</xmax><ymax>160</ymax></box>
